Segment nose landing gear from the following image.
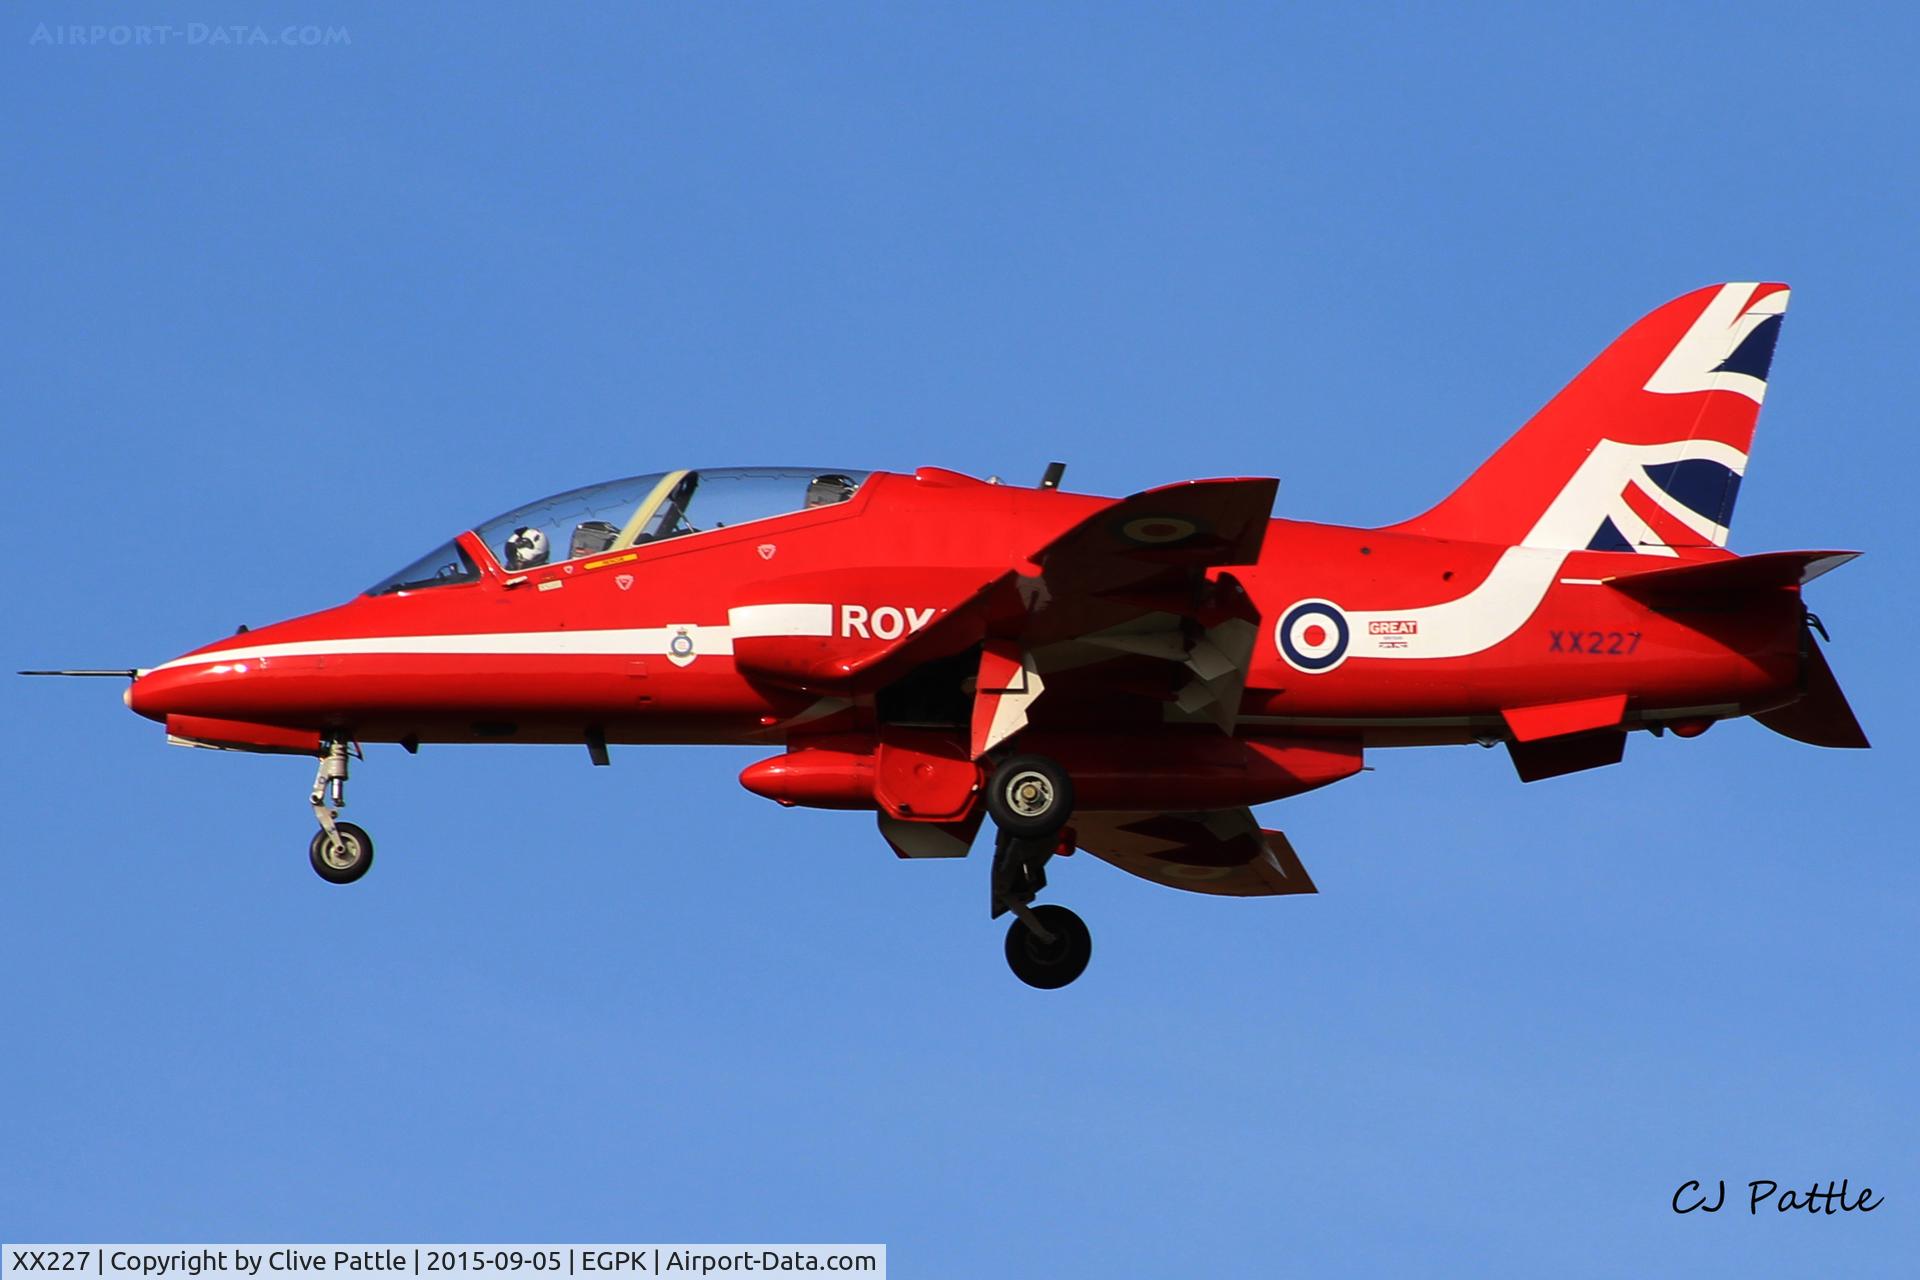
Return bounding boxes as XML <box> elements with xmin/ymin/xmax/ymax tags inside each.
<box><xmin>986</xmin><ymin>753</ymin><xmax>1091</xmax><ymax>988</ymax></box>
<box><xmin>307</xmin><ymin>737</ymin><xmax>373</xmax><ymax>884</ymax></box>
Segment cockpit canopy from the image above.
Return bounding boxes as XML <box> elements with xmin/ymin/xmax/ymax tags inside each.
<box><xmin>367</xmin><ymin>467</ymin><xmax>868</xmax><ymax>595</ymax></box>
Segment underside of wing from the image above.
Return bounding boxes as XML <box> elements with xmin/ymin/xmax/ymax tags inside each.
<box><xmin>1073</xmin><ymin>808</ymin><xmax>1317</xmax><ymax>898</ymax></box>
<box><xmin>737</xmin><ymin>476</ymin><xmax>1283</xmax><ymax>750</ymax></box>
<box><xmin>1018</xmin><ymin>477</ymin><xmax>1278</xmax><ymax>643</ymax></box>
<box><xmin>984</xmin><ymin>478</ymin><xmax>1280</xmax><ymax>744</ymax></box>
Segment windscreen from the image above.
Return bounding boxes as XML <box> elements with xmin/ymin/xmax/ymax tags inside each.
<box><xmin>365</xmin><ymin>540</ymin><xmax>480</xmax><ymax>595</ymax></box>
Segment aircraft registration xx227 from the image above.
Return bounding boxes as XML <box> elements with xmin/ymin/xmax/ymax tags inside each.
<box><xmin>26</xmin><ymin>282</ymin><xmax>1868</xmax><ymax>988</ymax></box>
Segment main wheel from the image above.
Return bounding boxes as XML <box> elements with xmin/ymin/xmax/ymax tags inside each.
<box><xmin>309</xmin><ymin>822</ymin><xmax>374</xmax><ymax>885</ymax></box>
<box><xmin>1004</xmin><ymin>904</ymin><xmax>1092</xmax><ymax>989</ymax></box>
<box><xmin>986</xmin><ymin>754</ymin><xmax>1074</xmax><ymax>839</ymax></box>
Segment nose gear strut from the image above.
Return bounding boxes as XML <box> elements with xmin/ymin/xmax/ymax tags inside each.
<box><xmin>307</xmin><ymin>737</ymin><xmax>374</xmax><ymax>884</ymax></box>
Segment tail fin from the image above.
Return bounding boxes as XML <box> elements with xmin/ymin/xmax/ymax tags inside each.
<box><xmin>1389</xmin><ymin>283</ymin><xmax>1790</xmax><ymax>555</ymax></box>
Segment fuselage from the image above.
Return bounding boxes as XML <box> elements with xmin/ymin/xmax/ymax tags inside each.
<box><xmin>125</xmin><ymin>466</ymin><xmax>1803</xmax><ymax>754</ymax></box>
<box><xmin>70</xmin><ymin>281</ymin><xmax>1868</xmax><ymax>983</ymax></box>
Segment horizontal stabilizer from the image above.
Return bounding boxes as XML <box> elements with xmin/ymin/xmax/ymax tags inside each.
<box><xmin>1607</xmin><ymin>550</ymin><xmax>1859</xmax><ymax>604</ymax></box>
<box><xmin>1755</xmin><ymin>635</ymin><xmax>1870</xmax><ymax>749</ymax></box>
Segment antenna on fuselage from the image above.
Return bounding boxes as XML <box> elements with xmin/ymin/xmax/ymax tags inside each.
<box><xmin>1039</xmin><ymin>461</ymin><xmax>1066</xmax><ymax>490</ymax></box>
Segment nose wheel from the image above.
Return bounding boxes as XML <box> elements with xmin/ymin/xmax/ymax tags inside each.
<box><xmin>308</xmin><ymin>736</ymin><xmax>374</xmax><ymax>885</ymax></box>
<box><xmin>986</xmin><ymin>752</ymin><xmax>1091</xmax><ymax>988</ymax></box>
<box><xmin>309</xmin><ymin>821</ymin><xmax>374</xmax><ymax>884</ymax></box>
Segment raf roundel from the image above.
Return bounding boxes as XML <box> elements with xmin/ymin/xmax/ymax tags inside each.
<box><xmin>1276</xmin><ymin>599</ymin><xmax>1351</xmax><ymax>673</ymax></box>
<box><xmin>1119</xmin><ymin>515</ymin><xmax>1201</xmax><ymax>546</ymax></box>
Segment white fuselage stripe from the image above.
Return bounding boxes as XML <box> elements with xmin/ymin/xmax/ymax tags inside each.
<box><xmin>150</xmin><ymin>601</ymin><xmax>897</xmax><ymax>673</ymax></box>
<box><xmin>728</xmin><ymin>603</ymin><xmax>834</xmax><ymax>638</ymax></box>
<box><xmin>150</xmin><ymin>627</ymin><xmax>737</xmax><ymax>671</ymax></box>
<box><xmin>1332</xmin><ymin>435</ymin><xmax>1751</xmax><ymax>662</ymax></box>
<box><xmin>1345</xmin><ymin>545</ymin><xmax>1567</xmax><ymax>661</ymax></box>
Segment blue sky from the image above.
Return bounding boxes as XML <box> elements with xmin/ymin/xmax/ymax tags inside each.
<box><xmin>4</xmin><ymin>4</ymin><xmax>1916</xmax><ymax>1275</ymax></box>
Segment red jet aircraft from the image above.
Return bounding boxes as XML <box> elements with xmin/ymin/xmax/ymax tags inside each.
<box><xmin>29</xmin><ymin>282</ymin><xmax>1867</xmax><ymax>987</ymax></box>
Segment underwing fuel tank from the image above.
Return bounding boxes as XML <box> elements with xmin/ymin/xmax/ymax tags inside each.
<box><xmin>740</xmin><ymin>730</ymin><xmax>981</xmax><ymax>821</ymax></box>
<box><xmin>742</xmin><ymin>731</ymin><xmax>1363</xmax><ymax>818</ymax></box>
<box><xmin>739</xmin><ymin>747</ymin><xmax>877</xmax><ymax>810</ymax></box>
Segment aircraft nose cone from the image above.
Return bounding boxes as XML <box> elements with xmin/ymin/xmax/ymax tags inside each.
<box><xmin>125</xmin><ymin>660</ymin><xmax>256</xmax><ymax>723</ymax></box>
<box><xmin>125</xmin><ymin>667</ymin><xmax>184</xmax><ymax>723</ymax></box>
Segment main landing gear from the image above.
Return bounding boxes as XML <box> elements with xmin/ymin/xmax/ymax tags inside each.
<box><xmin>986</xmin><ymin>754</ymin><xmax>1091</xmax><ymax>989</ymax></box>
<box><xmin>308</xmin><ymin>736</ymin><xmax>374</xmax><ymax>884</ymax></box>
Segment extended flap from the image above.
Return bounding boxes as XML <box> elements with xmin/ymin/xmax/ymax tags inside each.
<box><xmin>1074</xmin><ymin>808</ymin><xmax>1317</xmax><ymax>898</ymax></box>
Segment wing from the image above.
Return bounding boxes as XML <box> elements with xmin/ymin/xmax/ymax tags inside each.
<box><xmin>967</xmin><ymin>477</ymin><xmax>1279</xmax><ymax>751</ymax></box>
<box><xmin>987</xmin><ymin>478</ymin><xmax>1276</xmax><ymax>748</ymax></box>
<box><xmin>729</xmin><ymin>477</ymin><xmax>1281</xmax><ymax>751</ymax></box>
<box><xmin>1019</xmin><ymin>476</ymin><xmax>1278</xmax><ymax>645</ymax></box>
<box><xmin>1073</xmin><ymin>808</ymin><xmax>1318</xmax><ymax>898</ymax></box>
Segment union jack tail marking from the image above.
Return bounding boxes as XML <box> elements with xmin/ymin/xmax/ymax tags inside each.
<box><xmin>1388</xmin><ymin>282</ymin><xmax>1788</xmax><ymax>554</ymax></box>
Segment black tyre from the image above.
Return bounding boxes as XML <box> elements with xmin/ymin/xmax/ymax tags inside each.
<box><xmin>1004</xmin><ymin>904</ymin><xmax>1092</xmax><ymax>990</ymax></box>
<box><xmin>309</xmin><ymin>821</ymin><xmax>374</xmax><ymax>885</ymax></box>
<box><xmin>986</xmin><ymin>754</ymin><xmax>1074</xmax><ymax>839</ymax></box>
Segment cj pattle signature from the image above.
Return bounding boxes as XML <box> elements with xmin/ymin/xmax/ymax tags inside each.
<box><xmin>1673</xmin><ymin>1179</ymin><xmax>1883</xmax><ymax>1215</ymax></box>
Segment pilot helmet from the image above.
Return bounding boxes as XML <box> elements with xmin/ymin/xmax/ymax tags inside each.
<box><xmin>804</xmin><ymin>473</ymin><xmax>856</xmax><ymax>508</ymax></box>
<box><xmin>504</xmin><ymin>526</ymin><xmax>551</xmax><ymax>569</ymax></box>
